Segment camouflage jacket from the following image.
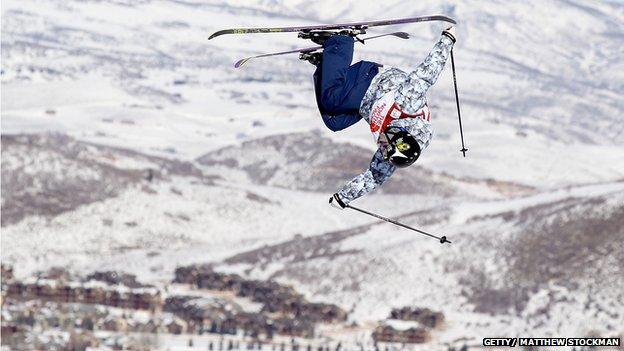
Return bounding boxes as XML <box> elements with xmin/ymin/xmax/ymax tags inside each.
<box><xmin>337</xmin><ymin>35</ymin><xmax>454</xmax><ymax>205</ymax></box>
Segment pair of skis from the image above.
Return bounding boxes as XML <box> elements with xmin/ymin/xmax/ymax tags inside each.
<box><xmin>209</xmin><ymin>15</ymin><xmax>456</xmax><ymax>68</ymax></box>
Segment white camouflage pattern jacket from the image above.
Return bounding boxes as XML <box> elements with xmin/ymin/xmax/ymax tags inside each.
<box><xmin>336</xmin><ymin>34</ymin><xmax>455</xmax><ymax>205</ymax></box>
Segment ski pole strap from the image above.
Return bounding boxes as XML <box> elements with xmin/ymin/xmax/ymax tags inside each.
<box><xmin>441</xmin><ymin>31</ymin><xmax>456</xmax><ymax>43</ymax></box>
<box><xmin>332</xmin><ymin>193</ymin><xmax>347</xmax><ymax>208</ymax></box>
<box><xmin>346</xmin><ymin>204</ymin><xmax>451</xmax><ymax>244</ymax></box>
<box><xmin>450</xmin><ymin>48</ymin><xmax>468</xmax><ymax>157</ymax></box>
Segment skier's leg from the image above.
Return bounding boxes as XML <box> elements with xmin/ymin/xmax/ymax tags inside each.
<box><xmin>321</xmin><ymin>113</ymin><xmax>362</xmax><ymax>132</ymax></box>
<box><xmin>319</xmin><ymin>35</ymin><xmax>355</xmax><ymax>113</ymax></box>
<box><xmin>314</xmin><ymin>60</ymin><xmax>361</xmax><ymax>131</ymax></box>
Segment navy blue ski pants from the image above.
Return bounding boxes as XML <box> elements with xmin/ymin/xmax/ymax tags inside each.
<box><xmin>313</xmin><ymin>36</ymin><xmax>380</xmax><ymax>131</ymax></box>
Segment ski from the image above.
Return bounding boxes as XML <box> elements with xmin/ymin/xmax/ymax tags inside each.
<box><xmin>209</xmin><ymin>15</ymin><xmax>456</xmax><ymax>40</ymax></box>
<box><xmin>234</xmin><ymin>32</ymin><xmax>410</xmax><ymax>68</ymax></box>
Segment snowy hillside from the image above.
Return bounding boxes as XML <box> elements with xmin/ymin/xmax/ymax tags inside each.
<box><xmin>2</xmin><ymin>0</ymin><xmax>624</xmax><ymax>349</ymax></box>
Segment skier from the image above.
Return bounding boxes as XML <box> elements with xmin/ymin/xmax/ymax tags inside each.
<box><xmin>301</xmin><ymin>27</ymin><xmax>457</xmax><ymax>208</ymax></box>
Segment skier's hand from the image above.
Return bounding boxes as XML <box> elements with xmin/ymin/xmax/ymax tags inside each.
<box><xmin>329</xmin><ymin>193</ymin><xmax>347</xmax><ymax>209</ymax></box>
<box><xmin>442</xmin><ymin>26</ymin><xmax>456</xmax><ymax>43</ymax></box>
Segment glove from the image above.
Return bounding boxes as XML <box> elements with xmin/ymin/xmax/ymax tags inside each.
<box><xmin>328</xmin><ymin>193</ymin><xmax>347</xmax><ymax>209</ymax></box>
<box><xmin>442</xmin><ymin>26</ymin><xmax>456</xmax><ymax>43</ymax></box>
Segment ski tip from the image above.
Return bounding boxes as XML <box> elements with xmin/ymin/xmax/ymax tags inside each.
<box><xmin>209</xmin><ymin>30</ymin><xmax>229</xmax><ymax>40</ymax></box>
<box><xmin>234</xmin><ymin>58</ymin><xmax>250</xmax><ymax>68</ymax></box>
<box><xmin>391</xmin><ymin>32</ymin><xmax>410</xmax><ymax>39</ymax></box>
<box><xmin>436</xmin><ymin>15</ymin><xmax>457</xmax><ymax>25</ymax></box>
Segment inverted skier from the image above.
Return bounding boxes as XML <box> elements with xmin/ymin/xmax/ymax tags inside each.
<box><xmin>299</xmin><ymin>27</ymin><xmax>456</xmax><ymax>208</ymax></box>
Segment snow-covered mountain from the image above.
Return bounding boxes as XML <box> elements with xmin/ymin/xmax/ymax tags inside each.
<box><xmin>2</xmin><ymin>0</ymin><xmax>624</xmax><ymax>348</ymax></box>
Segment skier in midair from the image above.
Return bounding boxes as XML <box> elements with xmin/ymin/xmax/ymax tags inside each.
<box><xmin>301</xmin><ymin>26</ymin><xmax>456</xmax><ymax>208</ymax></box>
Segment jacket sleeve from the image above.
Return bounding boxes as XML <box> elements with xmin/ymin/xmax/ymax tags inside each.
<box><xmin>336</xmin><ymin>148</ymin><xmax>396</xmax><ymax>205</ymax></box>
<box><xmin>401</xmin><ymin>35</ymin><xmax>455</xmax><ymax>105</ymax></box>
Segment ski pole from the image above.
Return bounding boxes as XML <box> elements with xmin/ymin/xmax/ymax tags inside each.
<box><xmin>450</xmin><ymin>48</ymin><xmax>468</xmax><ymax>157</ymax></box>
<box><xmin>345</xmin><ymin>204</ymin><xmax>451</xmax><ymax>244</ymax></box>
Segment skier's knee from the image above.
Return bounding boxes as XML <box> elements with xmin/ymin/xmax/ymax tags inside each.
<box><xmin>322</xmin><ymin>117</ymin><xmax>346</xmax><ymax>132</ymax></box>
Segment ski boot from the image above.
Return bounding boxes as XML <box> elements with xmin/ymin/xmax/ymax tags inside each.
<box><xmin>299</xmin><ymin>51</ymin><xmax>323</xmax><ymax>66</ymax></box>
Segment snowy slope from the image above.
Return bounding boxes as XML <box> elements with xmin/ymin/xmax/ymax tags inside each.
<box><xmin>2</xmin><ymin>0</ymin><xmax>624</xmax><ymax>348</ymax></box>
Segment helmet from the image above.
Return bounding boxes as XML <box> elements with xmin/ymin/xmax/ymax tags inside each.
<box><xmin>381</xmin><ymin>126</ymin><xmax>421</xmax><ymax>168</ymax></box>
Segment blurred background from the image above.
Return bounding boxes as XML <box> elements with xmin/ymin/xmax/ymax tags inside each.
<box><xmin>1</xmin><ymin>0</ymin><xmax>623</xmax><ymax>350</ymax></box>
